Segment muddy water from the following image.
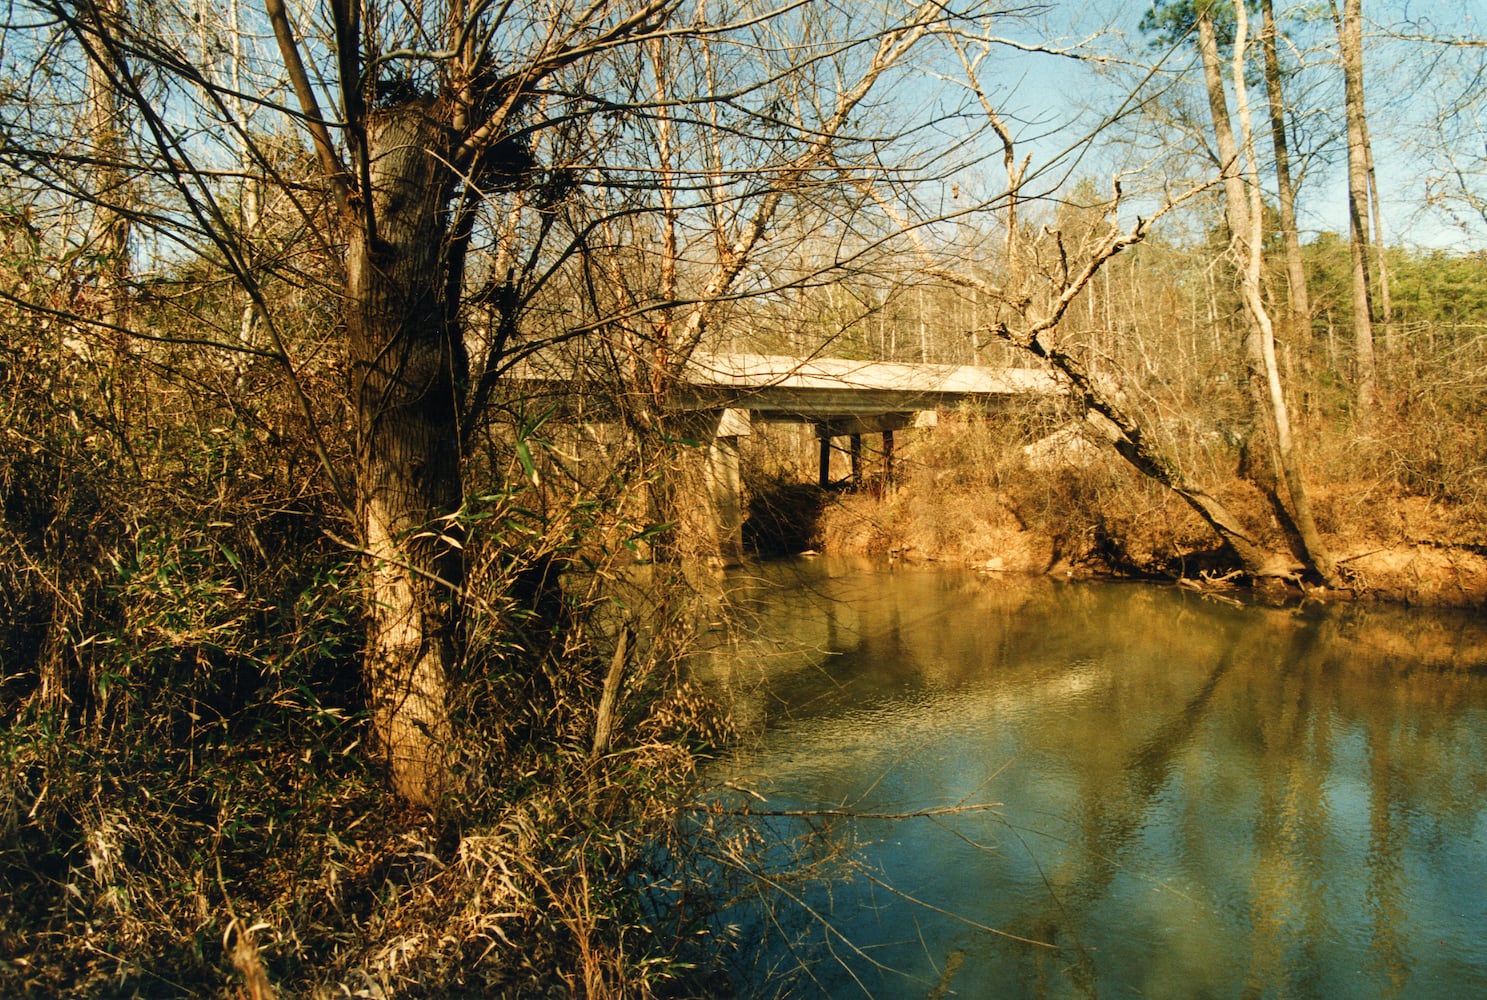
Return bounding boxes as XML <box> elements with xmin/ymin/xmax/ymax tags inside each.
<box><xmin>695</xmin><ymin>559</ymin><xmax>1487</xmax><ymax>999</ymax></box>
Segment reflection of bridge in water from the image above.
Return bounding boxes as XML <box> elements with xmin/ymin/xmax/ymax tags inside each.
<box><xmin>518</xmin><ymin>353</ymin><xmax>1062</xmax><ymax>562</ymax></box>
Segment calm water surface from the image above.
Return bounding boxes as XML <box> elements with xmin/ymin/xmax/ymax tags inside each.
<box><xmin>694</xmin><ymin>559</ymin><xmax>1487</xmax><ymax>999</ymax></box>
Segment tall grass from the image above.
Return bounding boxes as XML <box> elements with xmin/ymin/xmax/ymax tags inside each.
<box><xmin>0</xmin><ymin>316</ymin><xmax>744</xmax><ymax>997</ymax></box>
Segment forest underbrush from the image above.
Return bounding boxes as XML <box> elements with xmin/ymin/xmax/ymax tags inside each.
<box><xmin>0</xmin><ymin>350</ymin><xmax>747</xmax><ymax>998</ymax></box>
<box><xmin>2</xmin><ymin>565</ymin><xmax>739</xmax><ymax>1000</ymax></box>
<box><xmin>1</xmin><ymin>548</ymin><xmax>744</xmax><ymax>1000</ymax></box>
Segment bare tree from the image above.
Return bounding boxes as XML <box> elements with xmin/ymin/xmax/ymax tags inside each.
<box><xmin>77</xmin><ymin>0</ymin><xmax>131</xmax><ymax>335</ymax></box>
<box><xmin>1331</xmin><ymin>0</ymin><xmax>1379</xmax><ymax>419</ymax></box>
<box><xmin>1195</xmin><ymin>0</ymin><xmax>1335</xmax><ymax>583</ymax></box>
<box><xmin>1398</xmin><ymin>18</ymin><xmax>1487</xmax><ymax>241</ymax></box>
<box><xmin>253</xmin><ymin>0</ymin><xmax>720</xmax><ymax>806</ymax></box>
<box><xmin>1259</xmin><ymin>0</ymin><xmax>1311</xmax><ymax>338</ymax></box>
<box><xmin>873</xmin><ymin>3</ymin><xmax>1338</xmax><ymax>583</ymax></box>
<box><xmin>2</xmin><ymin>0</ymin><xmax>982</xmax><ymax>805</ymax></box>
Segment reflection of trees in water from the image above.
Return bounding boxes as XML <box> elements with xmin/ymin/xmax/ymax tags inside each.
<box><xmin>699</xmin><ymin>564</ymin><xmax>1070</xmax><ymax>732</ymax></box>
<box><xmin>1009</xmin><ymin>628</ymin><xmax>1247</xmax><ymax>995</ymax></box>
<box><xmin>707</xmin><ymin>569</ymin><xmax>1487</xmax><ymax>997</ymax></box>
<box><xmin>1367</xmin><ymin>718</ymin><xmax>1412</xmax><ymax>999</ymax></box>
<box><xmin>1244</xmin><ymin>627</ymin><xmax>1334</xmax><ymax>1000</ymax></box>
<box><xmin>1011</xmin><ymin>606</ymin><xmax>1485</xmax><ymax>997</ymax></box>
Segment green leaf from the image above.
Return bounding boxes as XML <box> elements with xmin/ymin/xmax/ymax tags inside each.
<box><xmin>515</xmin><ymin>440</ymin><xmax>538</xmax><ymax>483</ymax></box>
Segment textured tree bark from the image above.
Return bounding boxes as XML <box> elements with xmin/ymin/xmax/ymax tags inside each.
<box><xmin>347</xmin><ymin>103</ymin><xmax>465</xmax><ymax>808</ymax></box>
<box><xmin>1334</xmin><ymin>0</ymin><xmax>1378</xmax><ymax>420</ymax></box>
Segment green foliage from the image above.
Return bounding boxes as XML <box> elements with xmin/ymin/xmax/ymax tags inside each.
<box><xmin>1302</xmin><ymin>236</ymin><xmax>1487</xmax><ymax>343</ymax></box>
<box><xmin>1139</xmin><ymin>0</ymin><xmax>1253</xmax><ymax>49</ymax></box>
<box><xmin>1390</xmin><ymin>249</ymin><xmax>1487</xmax><ymax>330</ymax></box>
<box><xmin>1300</xmin><ymin>230</ymin><xmax>1356</xmax><ymax>330</ymax></box>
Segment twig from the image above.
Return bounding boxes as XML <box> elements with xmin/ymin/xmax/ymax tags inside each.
<box><xmin>590</xmin><ymin>625</ymin><xmax>632</xmax><ymax>760</ymax></box>
<box><xmin>701</xmin><ymin>802</ymin><xmax>1003</xmax><ymax>821</ymax></box>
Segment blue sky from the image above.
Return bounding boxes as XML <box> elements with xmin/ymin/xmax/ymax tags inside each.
<box><xmin>904</xmin><ymin>0</ymin><xmax>1487</xmax><ymax>250</ymax></box>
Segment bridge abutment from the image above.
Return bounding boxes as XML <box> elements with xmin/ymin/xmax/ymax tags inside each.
<box><xmin>701</xmin><ymin>408</ymin><xmax>750</xmax><ymax>566</ymax></box>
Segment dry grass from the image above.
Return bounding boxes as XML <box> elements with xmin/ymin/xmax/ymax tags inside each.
<box><xmin>0</xmin><ymin>329</ymin><xmax>744</xmax><ymax>999</ymax></box>
<box><xmin>801</xmin><ymin>402</ymin><xmax>1487</xmax><ymax>598</ymax></box>
<box><xmin>1</xmin><ymin>652</ymin><xmax>737</xmax><ymax>999</ymax></box>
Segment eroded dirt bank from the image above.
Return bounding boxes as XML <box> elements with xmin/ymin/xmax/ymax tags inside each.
<box><xmin>763</xmin><ymin>479</ymin><xmax>1487</xmax><ymax>608</ymax></box>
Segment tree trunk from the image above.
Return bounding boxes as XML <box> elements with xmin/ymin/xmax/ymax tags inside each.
<box><xmin>1196</xmin><ymin>11</ymin><xmax>1272</xmax><ymax>486</ymax></box>
<box><xmin>225</xmin><ymin>0</ymin><xmax>260</xmax><ymax>370</ymax></box>
<box><xmin>84</xmin><ymin>0</ymin><xmax>131</xmax><ymax>336</ymax></box>
<box><xmin>1362</xmin><ymin>115</ymin><xmax>1397</xmax><ymax>355</ymax></box>
<box><xmin>1008</xmin><ymin>328</ymin><xmax>1301</xmax><ymax>580</ymax></box>
<box><xmin>347</xmin><ymin>103</ymin><xmax>465</xmax><ymax>808</ymax></box>
<box><xmin>1199</xmin><ymin>6</ymin><xmax>1337</xmax><ymax>585</ymax></box>
<box><xmin>1260</xmin><ymin>0</ymin><xmax>1311</xmax><ymax>340</ymax></box>
<box><xmin>1334</xmin><ymin>0</ymin><xmax>1377</xmax><ymax>420</ymax></box>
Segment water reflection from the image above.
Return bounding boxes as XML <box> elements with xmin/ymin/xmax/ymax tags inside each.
<box><xmin>697</xmin><ymin>560</ymin><xmax>1487</xmax><ymax>999</ymax></box>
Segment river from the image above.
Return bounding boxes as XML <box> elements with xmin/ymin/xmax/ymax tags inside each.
<box><xmin>691</xmin><ymin>559</ymin><xmax>1487</xmax><ymax>999</ymax></box>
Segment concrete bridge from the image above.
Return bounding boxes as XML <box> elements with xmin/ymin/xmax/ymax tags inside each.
<box><xmin>513</xmin><ymin>352</ymin><xmax>1061</xmax><ymax>562</ymax></box>
<box><xmin>671</xmin><ymin>354</ymin><xmax>1061</xmax><ymax>561</ymax></box>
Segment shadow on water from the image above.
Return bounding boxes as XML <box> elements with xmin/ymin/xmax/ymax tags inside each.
<box><xmin>692</xmin><ymin>560</ymin><xmax>1487</xmax><ymax>999</ymax></box>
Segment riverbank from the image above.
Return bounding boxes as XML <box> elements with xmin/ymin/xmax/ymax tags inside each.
<box><xmin>809</xmin><ymin>482</ymin><xmax>1487</xmax><ymax>607</ymax></box>
<box><xmin>753</xmin><ymin>456</ymin><xmax>1487</xmax><ymax>608</ymax></box>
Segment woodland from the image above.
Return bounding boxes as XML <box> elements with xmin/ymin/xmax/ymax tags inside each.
<box><xmin>1</xmin><ymin>0</ymin><xmax>1484</xmax><ymax>995</ymax></box>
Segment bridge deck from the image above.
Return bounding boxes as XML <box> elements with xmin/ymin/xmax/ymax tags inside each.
<box><xmin>511</xmin><ymin>351</ymin><xmax>1061</xmax><ymax>423</ymax></box>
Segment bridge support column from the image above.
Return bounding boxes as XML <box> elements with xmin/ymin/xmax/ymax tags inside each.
<box><xmin>701</xmin><ymin>408</ymin><xmax>750</xmax><ymax>566</ymax></box>
<box><xmin>815</xmin><ymin>413</ymin><xmax>914</xmax><ymax>492</ymax></box>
